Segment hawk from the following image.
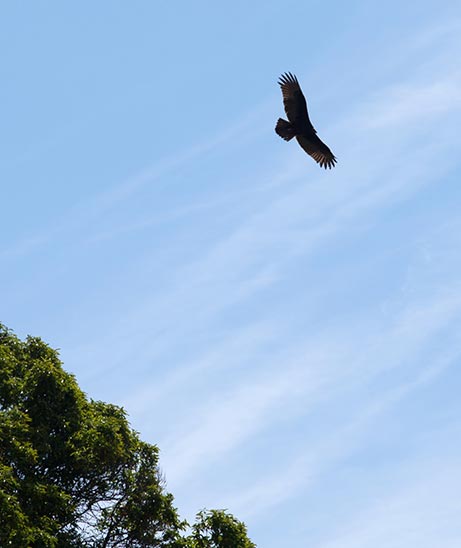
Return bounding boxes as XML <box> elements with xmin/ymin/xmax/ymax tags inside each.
<box><xmin>275</xmin><ymin>72</ymin><xmax>337</xmax><ymax>169</ymax></box>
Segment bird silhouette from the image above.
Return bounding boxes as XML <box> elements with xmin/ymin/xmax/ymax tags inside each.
<box><xmin>275</xmin><ymin>72</ymin><xmax>337</xmax><ymax>169</ymax></box>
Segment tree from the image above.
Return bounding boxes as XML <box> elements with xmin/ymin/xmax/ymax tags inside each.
<box><xmin>0</xmin><ymin>324</ymin><xmax>256</xmax><ymax>547</ymax></box>
<box><xmin>190</xmin><ymin>510</ymin><xmax>256</xmax><ymax>548</ymax></box>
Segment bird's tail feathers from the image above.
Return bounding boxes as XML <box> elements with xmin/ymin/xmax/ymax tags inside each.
<box><xmin>275</xmin><ymin>118</ymin><xmax>296</xmax><ymax>141</ymax></box>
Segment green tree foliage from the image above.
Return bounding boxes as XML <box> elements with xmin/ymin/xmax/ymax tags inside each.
<box><xmin>0</xmin><ymin>324</ymin><xmax>256</xmax><ymax>547</ymax></box>
<box><xmin>190</xmin><ymin>510</ymin><xmax>256</xmax><ymax>548</ymax></box>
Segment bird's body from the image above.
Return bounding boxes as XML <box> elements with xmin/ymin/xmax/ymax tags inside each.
<box><xmin>275</xmin><ymin>72</ymin><xmax>337</xmax><ymax>169</ymax></box>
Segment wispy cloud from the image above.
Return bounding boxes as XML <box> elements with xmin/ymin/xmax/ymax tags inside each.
<box><xmin>159</xmin><ymin>281</ymin><xmax>461</xmax><ymax>492</ymax></box>
<box><xmin>214</xmin><ymin>332</ymin><xmax>461</xmax><ymax>518</ymax></box>
<box><xmin>315</xmin><ymin>456</ymin><xmax>461</xmax><ymax>548</ymax></box>
<box><xmin>357</xmin><ymin>76</ymin><xmax>461</xmax><ymax>130</ymax></box>
<box><xmin>0</xmin><ymin>100</ymin><xmax>269</xmax><ymax>262</ymax></box>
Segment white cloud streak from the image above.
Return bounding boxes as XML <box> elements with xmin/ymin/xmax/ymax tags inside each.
<box><xmin>315</xmin><ymin>457</ymin><xmax>461</xmax><ymax>548</ymax></box>
<box><xmin>159</xmin><ymin>283</ymin><xmax>461</xmax><ymax>490</ymax></box>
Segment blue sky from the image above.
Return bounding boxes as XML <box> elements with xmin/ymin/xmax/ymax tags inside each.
<box><xmin>2</xmin><ymin>2</ymin><xmax>461</xmax><ymax>546</ymax></box>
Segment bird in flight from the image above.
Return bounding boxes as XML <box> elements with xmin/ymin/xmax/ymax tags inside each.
<box><xmin>275</xmin><ymin>72</ymin><xmax>337</xmax><ymax>169</ymax></box>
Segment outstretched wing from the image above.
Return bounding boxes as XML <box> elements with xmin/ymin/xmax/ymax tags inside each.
<box><xmin>296</xmin><ymin>135</ymin><xmax>337</xmax><ymax>170</ymax></box>
<box><xmin>278</xmin><ymin>72</ymin><xmax>315</xmax><ymax>131</ymax></box>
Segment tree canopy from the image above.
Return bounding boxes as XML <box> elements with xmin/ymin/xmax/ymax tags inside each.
<box><xmin>0</xmin><ymin>324</ymin><xmax>256</xmax><ymax>547</ymax></box>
